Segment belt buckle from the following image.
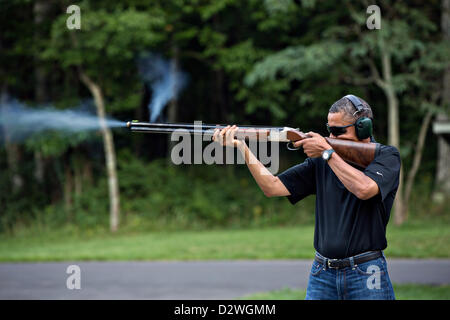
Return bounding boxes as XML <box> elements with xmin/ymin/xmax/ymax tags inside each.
<box><xmin>327</xmin><ymin>259</ymin><xmax>339</xmax><ymax>269</ymax></box>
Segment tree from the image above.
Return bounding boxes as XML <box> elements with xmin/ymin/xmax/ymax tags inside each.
<box><xmin>433</xmin><ymin>0</ymin><xmax>450</xmax><ymax>202</ymax></box>
<box><xmin>245</xmin><ymin>0</ymin><xmax>448</xmax><ymax>224</ymax></box>
<box><xmin>33</xmin><ymin>0</ymin><xmax>52</xmax><ymax>185</ymax></box>
<box><xmin>345</xmin><ymin>1</ymin><xmax>448</xmax><ymax>223</ymax></box>
<box><xmin>43</xmin><ymin>1</ymin><xmax>165</xmax><ymax>231</ymax></box>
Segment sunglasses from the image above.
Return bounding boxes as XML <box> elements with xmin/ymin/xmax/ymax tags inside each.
<box><xmin>326</xmin><ymin>123</ymin><xmax>355</xmax><ymax>136</ymax></box>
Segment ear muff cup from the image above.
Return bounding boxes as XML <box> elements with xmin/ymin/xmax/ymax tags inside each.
<box><xmin>344</xmin><ymin>94</ymin><xmax>373</xmax><ymax>140</ymax></box>
<box><xmin>355</xmin><ymin>117</ymin><xmax>373</xmax><ymax>140</ymax></box>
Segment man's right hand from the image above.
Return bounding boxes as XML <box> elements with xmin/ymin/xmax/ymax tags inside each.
<box><xmin>212</xmin><ymin>125</ymin><xmax>243</xmax><ymax>148</ymax></box>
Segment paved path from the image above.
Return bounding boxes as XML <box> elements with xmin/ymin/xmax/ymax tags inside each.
<box><xmin>0</xmin><ymin>259</ymin><xmax>449</xmax><ymax>299</ymax></box>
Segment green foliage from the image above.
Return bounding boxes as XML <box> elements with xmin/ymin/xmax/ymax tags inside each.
<box><xmin>245</xmin><ymin>42</ymin><xmax>346</xmax><ymax>85</ymax></box>
<box><xmin>0</xmin><ymin>155</ymin><xmax>315</xmax><ymax>234</ymax></box>
<box><xmin>40</xmin><ymin>1</ymin><xmax>166</xmax><ymax>116</ymax></box>
<box><xmin>2</xmin><ymin>152</ymin><xmax>444</xmax><ymax>235</ymax></box>
<box><xmin>1</xmin><ymin>0</ymin><xmax>448</xmax><ymax>235</ymax></box>
<box><xmin>24</xmin><ymin>130</ymin><xmax>99</xmax><ymax>157</ymax></box>
<box><xmin>43</xmin><ymin>4</ymin><xmax>165</xmax><ymax>67</ymax></box>
<box><xmin>115</xmin><ymin>153</ymin><xmax>315</xmax><ymax>230</ymax></box>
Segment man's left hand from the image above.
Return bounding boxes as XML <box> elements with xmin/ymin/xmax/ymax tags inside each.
<box><xmin>293</xmin><ymin>132</ymin><xmax>332</xmax><ymax>158</ymax></box>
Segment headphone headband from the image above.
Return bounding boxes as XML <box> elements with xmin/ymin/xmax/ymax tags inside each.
<box><xmin>344</xmin><ymin>94</ymin><xmax>365</xmax><ymax>116</ymax></box>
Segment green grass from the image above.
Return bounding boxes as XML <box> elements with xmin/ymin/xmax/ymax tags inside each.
<box><xmin>0</xmin><ymin>219</ymin><xmax>449</xmax><ymax>261</ymax></box>
<box><xmin>240</xmin><ymin>284</ymin><xmax>450</xmax><ymax>300</ymax></box>
<box><xmin>0</xmin><ymin>226</ymin><xmax>315</xmax><ymax>262</ymax></box>
<box><xmin>384</xmin><ymin>219</ymin><xmax>450</xmax><ymax>258</ymax></box>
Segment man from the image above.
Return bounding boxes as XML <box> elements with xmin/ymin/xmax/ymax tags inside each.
<box><xmin>212</xmin><ymin>95</ymin><xmax>400</xmax><ymax>300</ymax></box>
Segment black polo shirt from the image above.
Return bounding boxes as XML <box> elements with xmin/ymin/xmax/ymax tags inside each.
<box><xmin>277</xmin><ymin>144</ymin><xmax>401</xmax><ymax>259</ymax></box>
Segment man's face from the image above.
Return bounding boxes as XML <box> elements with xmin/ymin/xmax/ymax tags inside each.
<box><xmin>327</xmin><ymin>112</ymin><xmax>359</xmax><ymax>141</ymax></box>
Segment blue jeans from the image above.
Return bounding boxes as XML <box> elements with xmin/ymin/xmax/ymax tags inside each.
<box><xmin>305</xmin><ymin>252</ymin><xmax>395</xmax><ymax>300</ymax></box>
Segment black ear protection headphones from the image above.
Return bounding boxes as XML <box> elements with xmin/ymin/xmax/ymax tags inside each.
<box><xmin>344</xmin><ymin>94</ymin><xmax>373</xmax><ymax>140</ymax></box>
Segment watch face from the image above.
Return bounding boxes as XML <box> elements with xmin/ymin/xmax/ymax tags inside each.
<box><xmin>323</xmin><ymin>152</ymin><xmax>329</xmax><ymax>160</ymax></box>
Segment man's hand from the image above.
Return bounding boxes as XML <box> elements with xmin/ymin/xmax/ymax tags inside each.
<box><xmin>213</xmin><ymin>126</ymin><xmax>289</xmax><ymax>197</ymax></box>
<box><xmin>212</xmin><ymin>125</ymin><xmax>243</xmax><ymax>148</ymax></box>
<box><xmin>293</xmin><ymin>131</ymin><xmax>332</xmax><ymax>158</ymax></box>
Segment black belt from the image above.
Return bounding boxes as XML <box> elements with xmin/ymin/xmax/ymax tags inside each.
<box><xmin>315</xmin><ymin>251</ymin><xmax>382</xmax><ymax>269</ymax></box>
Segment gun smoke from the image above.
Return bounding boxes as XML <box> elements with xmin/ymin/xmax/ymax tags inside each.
<box><xmin>0</xmin><ymin>53</ymin><xmax>188</xmax><ymax>144</ymax></box>
<box><xmin>0</xmin><ymin>96</ymin><xmax>124</xmax><ymax>144</ymax></box>
<box><xmin>138</xmin><ymin>53</ymin><xmax>188</xmax><ymax>122</ymax></box>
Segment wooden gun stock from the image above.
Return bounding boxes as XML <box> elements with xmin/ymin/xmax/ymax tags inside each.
<box><xmin>325</xmin><ymin>137</ymin><xmax>379</xmax><ymax>168</ymax></box>
<box><xmin>286</xmin><ymin>130</ymin><xmax>380</xmax><ymax>168</ymax></box>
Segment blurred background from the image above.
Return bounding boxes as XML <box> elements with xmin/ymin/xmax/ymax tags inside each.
<box><xmin>0</xmin><ymin>0</ymin><xmax>449</xmax><ymax>264</ymax></box>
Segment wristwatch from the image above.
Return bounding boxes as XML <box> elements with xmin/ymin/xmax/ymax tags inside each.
<box><xmin>322</xmin><ymin>149</ymin><xmax>335</xmax><ymax>162</ymax></box>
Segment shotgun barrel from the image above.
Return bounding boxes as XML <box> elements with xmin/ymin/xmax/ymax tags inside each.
<box><xmin>126</xmin><ymin>121</ymin><xmax>282</xmax><ymax>132</ymax></box>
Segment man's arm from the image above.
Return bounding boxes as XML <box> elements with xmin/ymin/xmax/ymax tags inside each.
<box><xmin>295</xmin><ymin>132</ymin><xmax>379</xmax><ymax>200</ymax></box>
<box><xmin>237</xmin><ymin>142</ymin><xmax>290</xmax><ymax>197</ymax></box>
<box><xmin>327</xmin><ymin>152</ymin><xmax>379</xmax><ymax>200</ymax></box>
<box><xmin>213</xmin><ymin>125</ymin><xmax>290</xmax><ymax>197</ymax></box>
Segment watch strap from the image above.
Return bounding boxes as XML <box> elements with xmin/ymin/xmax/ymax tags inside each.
<box><xmin>323</xmin><ymin>149</ymin><xmax>334</xmax><ymax>161</ymax></box>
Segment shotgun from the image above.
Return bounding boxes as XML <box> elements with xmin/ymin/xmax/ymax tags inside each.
<box><xmin>126</xmin><ymin>121</ymin><xmax>380</xmax><ymax>168</ymax></box>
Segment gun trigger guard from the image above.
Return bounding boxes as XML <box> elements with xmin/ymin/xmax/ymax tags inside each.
<box><xmin>287</xmin><ymin>142</ymin><xmax>300</xmax><ymax>151</ymax></box>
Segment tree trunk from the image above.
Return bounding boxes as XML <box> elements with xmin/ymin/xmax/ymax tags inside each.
<box><xmin>82</xmin><ymin>158</ymin><xmax>93</xmax><ymax>186</ymax></box>
<box><xmin>215</xmin><ymin>69</ymin><xmax>227</xmax><ymax>122</ymax></box>
<box><xmin>73</xmin><ymin>153</ymin><xmax>83</xmax><ymax>197</ymax></box>
<box><xmin>433</xmin><ymin>0</ymin><xmax>450</xmax><ymax>202</ymax></box>
<box><xmin>212</xmin><ymin>15</ymin><xmax>227</xmax><ymax>121</ymax></box>
<box><xmin>434</xmin><ymin>114</ymin><xmax>450</xmax><ymax>202</ymax></box>
<box><xmin>388</xmin><ymin>91</ymin><xmax>404</xmax><ymax>225</ymax></box>
<box><xmin>0</xmin><ymin>89</ymin><xmax>24</xmax><ymax>194</ymax></box>
<box><xmin>33</xmin><ymin>0</ymin><xmax>50</xmax><ymax>103</ymax></box>
<box><xmin>4</xmin><ymin>142</ymin><xmax>24</xmax><ymax>193</ymax></box>
<box><xmin>402</xmin><ymin>110</ymin><xmax>433</xmax><ymax>219</ymax></box>
<box><xmin>79</xmin><ymin>70</ymin><xmax>120</xmax><ymax>232</ymax></box>
<box><xmin>167</xmin><ymin>43</ymin><xmax>179</xmax><ymax>159</ymax></box>
<box><xmin>380</xmin><ymin>50</ymin><xmax>405</xmax><ymax>225</ymax></box>
<box><xmin>34</xmin><ymin>151</ymin><xmax>45</xmax><ymax>183</ymax></box>
<box><xmin>64</xmin><ymin>162</ymin><xmax>73</xmax><ymax>212</ymax></box>
<box><xmin>33</xmin><ymin>0</ymin><xmax>51</xmax><ymax>184</ymax></box>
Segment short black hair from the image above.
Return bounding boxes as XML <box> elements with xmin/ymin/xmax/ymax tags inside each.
<box><xmin>329</xmin><ymin>96</ymin><xmax>373</xmax><ymax>122</ymax></box>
